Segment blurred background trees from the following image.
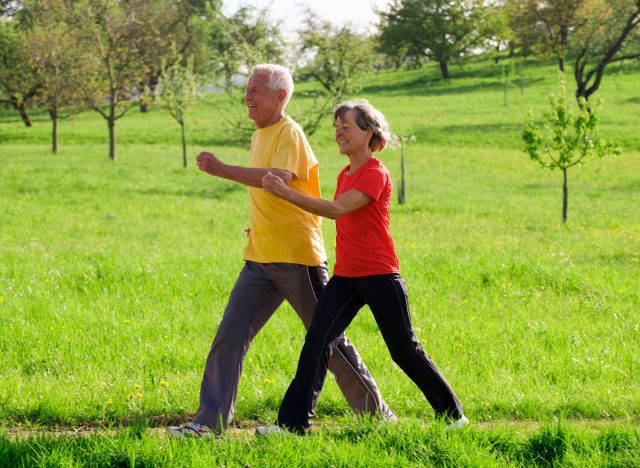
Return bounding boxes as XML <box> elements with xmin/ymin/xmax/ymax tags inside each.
<box><xmin>1</xmin><ymin>0</ymin><xmax>638</xmax><ymax>157</ymax></box>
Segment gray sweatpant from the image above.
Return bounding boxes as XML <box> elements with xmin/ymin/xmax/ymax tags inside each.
<box><xmin>194</xmin><ymin>261</ymin><xmax>393</xmax><ymax>431</ymax></box>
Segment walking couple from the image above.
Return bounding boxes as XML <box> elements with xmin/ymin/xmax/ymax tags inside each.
<box><xmin>168</xmin><ymin>64</ymin><xmax>467</xmax><ymax>438</ymax></box>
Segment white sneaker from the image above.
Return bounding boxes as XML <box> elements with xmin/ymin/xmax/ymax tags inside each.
<box><xmin>167</xmin><ymin>421</ymin><xmax>212</xmax><ymax>439</ymax></box>
<box><xmin>255</xmin><ymin>424</ymin><xmax>291</xmax><ymax>436</ymax></box>
<box><xmin>446</xmin><ymin>415</ymin><xmax>469</xmax><ymax>430</ymax></box>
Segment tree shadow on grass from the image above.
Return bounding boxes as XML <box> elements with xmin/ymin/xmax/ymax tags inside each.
<box><xmin>363</xmin><ymin>71</ymin><xmax>545</xmax><ymax>97</ymax></box>
<box><xmin>410</xmin><ymin>122</ymin><xmax>524</xmax><ymax>145</ymax></box>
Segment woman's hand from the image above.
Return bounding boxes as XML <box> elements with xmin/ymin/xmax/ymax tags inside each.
<box><xmin>262</xmin><ymin>171</ymin><xmax>289</xmax><ymax>198</ymax></box>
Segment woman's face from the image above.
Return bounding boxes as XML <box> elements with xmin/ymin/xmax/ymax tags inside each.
<box><xmin>335</xmin><ymin>110</ymin><xmax>372</xmax><ymax>156</ymax></box>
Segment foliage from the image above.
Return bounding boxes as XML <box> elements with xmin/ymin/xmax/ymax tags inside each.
<box><xmin>506</xmin><ymin>0</ymin><xmax>597</xmax><ymax>71</ymax></box>
<box><xmin>206</xmin><ymin>5</ymin><xmax>284</xmax><ymax>90</ymax></box>
<box><xmin>203</xmin><ymin>5</ymin><xmax>285</xmax><ymax>145</ymax></box>
<box><xmin>294</xmin><ymin>12</ymin><xmax>378</xmax><ymax>136</ymax></box>
<box><xmin>377</xmin><ymin>0</ymin><xmax>489</xmax><ymax>79</ymax></box>
<box><xmin>21</xmin><ymin>0</ymin><xmax>91</xmax><ymax>153</ymax></box>
<box><xmin>74</xmin><ymin>0</ymin><xmax>176</xmax><ymax>160</ymax></box>
<box><xmin>522</xmin><ymin>73</ymin><xmax>620</xmax><ymax>222</ymax></box>
<box><xmin>133</xmin><ymin>0</ymin><xmax>222</xmax><ymax>112</ymax></box>
<box><xmin>0</xmin><ymin>18</ymin><xmax>40</xmax><ymax>126</ymax></box>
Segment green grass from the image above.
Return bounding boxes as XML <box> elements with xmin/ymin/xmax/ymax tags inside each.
<box><xmin>2</xmin><ymin>420</ymin><xmax>639</xmax><ymax>467</ymax></box>
<box><xmin>1</xmin><ymin>58</ymin><xmax>639</xmax><ymax>465</ymax></box>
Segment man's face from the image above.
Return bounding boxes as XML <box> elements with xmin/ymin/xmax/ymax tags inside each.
<box><xmin>244</xmin><ymin>72</ymin><xmax>281</xmax><ymax>128</ymax></box>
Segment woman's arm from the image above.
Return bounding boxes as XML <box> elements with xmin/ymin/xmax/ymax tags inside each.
<box><xmin>262</xmin><ymin>171</ymin><xmax>370</xmax><ymax>219</ymax></box>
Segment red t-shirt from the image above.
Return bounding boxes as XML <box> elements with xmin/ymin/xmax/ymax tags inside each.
<box><xmin>333</xmin><ymin>157</ymin><xmax>400</xmax><ymax>277</ymax></box>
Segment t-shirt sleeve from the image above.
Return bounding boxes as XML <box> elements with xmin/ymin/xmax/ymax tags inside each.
<box><xmin>271</xmin><ymin>125</ymin><xmax>313</xmax><ymax>181</ymax></box>
<box><xmin>354</xmin><ymin>166</ymin><xmax>387</xmax><ymax>201</ymax></box>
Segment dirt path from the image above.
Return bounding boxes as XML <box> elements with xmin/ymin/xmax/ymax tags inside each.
<box><xmin>4</xmin><ymin>415</ymin><xmax>638</xmax><ymax>441</ymax></box>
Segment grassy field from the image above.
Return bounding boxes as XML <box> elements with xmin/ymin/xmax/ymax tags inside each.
<box><xmin>1</xmin><ymin>58</ymin><xmax>639</xmax><ymax>465</ymax></box>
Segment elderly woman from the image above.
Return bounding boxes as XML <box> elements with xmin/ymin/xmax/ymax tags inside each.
<box><xmin>259</xmin><ymin>100</ymin><xmax>468</xmax><ymax>434</ymax></box>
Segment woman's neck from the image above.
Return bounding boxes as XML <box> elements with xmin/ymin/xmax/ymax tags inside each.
<box><xmin>346</xmin><ymin>149</ymin><xmax>372</xmax><ymax>174</ymax></box>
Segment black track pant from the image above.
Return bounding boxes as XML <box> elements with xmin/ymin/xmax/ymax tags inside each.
<box><xmin>277</xmin><ymin>273</ymin><xmax>464</xmax><ymax>433</ymax></box>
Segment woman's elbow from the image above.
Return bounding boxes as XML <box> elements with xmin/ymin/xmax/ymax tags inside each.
<box><xmin>325</xmin><ymin>206</ymin><xmax>347</xmax><ymax>220</ymax></box>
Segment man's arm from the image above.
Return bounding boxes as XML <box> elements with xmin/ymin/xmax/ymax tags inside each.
<box><xmin>197</xmin><ymin>151</ymin><xmax>293</xmax><ymax>187</ymax></box>
<box><xmin>262</xmin><ymin>171</ymin><xmax>370</xmax><ymax>219</ymax></box>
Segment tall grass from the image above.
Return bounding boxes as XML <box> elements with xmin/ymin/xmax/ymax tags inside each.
<box><xmin>1</xmin><ymin>58</ymin><xmax>638</xmax><ymax>465</ymax></box>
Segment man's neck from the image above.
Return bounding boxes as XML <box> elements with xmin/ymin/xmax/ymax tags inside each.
<box><xmin>255</xmin><ymin>111</ymin><xmax>285</xmax><ymax>129</ymax></box>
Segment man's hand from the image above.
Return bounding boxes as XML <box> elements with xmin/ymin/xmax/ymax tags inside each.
<box><xmin>196</xmin><ymin>152</ymin><xmax>226</xmax><ymax>176</ymax></box>
<box><xmin>262</xmin><ymin>171</ymin><xmax>289</xmax><ymax>198</ymax></box>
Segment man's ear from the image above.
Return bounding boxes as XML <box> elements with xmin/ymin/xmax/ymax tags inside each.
<box><xmin>277</xmin><ymin>89</ymin><xmax>288</xmax><ymax>103</ymax></box>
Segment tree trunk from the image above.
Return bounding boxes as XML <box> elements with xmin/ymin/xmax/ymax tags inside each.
<box><xmin>438</xmin><ymin>60</ymin><xmax>449</xmax><ymax>80</ymax></box>
<box><xmin>49</xmin><ymin>108</ymin><xmax>58</xmax><ymax>154</ymax></box>
<box><xmin>108</xmin><ymin>115</ymin><xmax>116</xmax><ymax>161</ymax></box>
<box><xmin>11</xmin><ymin>96</ymin><xmax>32</xmax><ymax>127</ymax></box>
<box><xmin>558</xmin><ymin>26</ymin><xmax>568</xmax><ymax>73</ymax></box>
<box><xmin>562</xmin><ymin>168</ymin><xmax>568</xmax><ymax>223</ymax></box>
<box><xmin>398</xmin><ymin>150</ymin><xmax>406</xmax><ymax>205</ymax></box>
<box><xmin>181</xmin><ymin>121</ymin><xmax>187</xmax><ymax>168</ymax></box>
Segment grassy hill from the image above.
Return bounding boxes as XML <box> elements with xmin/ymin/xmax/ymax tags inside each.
<box><xmin>0</xmin><ymin>58</ymin><xmax>638</xmax><ymax>466</ymax></box>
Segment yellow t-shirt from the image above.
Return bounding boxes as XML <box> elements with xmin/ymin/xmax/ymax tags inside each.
<box><xmin>243</xmin><ymin>116</ymin><xmax>327</xmax><ymax>266</ymax></box>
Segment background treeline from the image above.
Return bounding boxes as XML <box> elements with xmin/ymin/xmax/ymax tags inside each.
<box><xmin>1</xmin><ymin>0</ymin><xmax>639</xmax><ymax>159</ymax></box>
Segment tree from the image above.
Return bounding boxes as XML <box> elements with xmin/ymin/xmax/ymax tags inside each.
<box><xmin>507</xmin><ymin>0</ymin><xmax>596</xmax><ymax>72</ymax></box>
<box><xmin>207</xmin><ymin>5</ymin><xmax>284</xmax><ymax>90</ymax></box>
<box><xmin>204</xmin><ymin>6</ymin><xmax>285</xmax><ymax>145</ymax></box>
<box><xmin>522</xmin><ymin>73</ymin><xmax>620</xmax><ymax>223</ymax></box>
<box><xmin>294</xmin><ymin>13</ymin><xmax>378</xmax><ymax>136</ymax></box>
<box><xmin>389</xmin><ymin>134</ymin><xmax>416</xmax><ymax>205</ymax></box>
<box><xmin>156</xmin><ymin>48</ymin><xmax>198</xmax><ymax>168</ymax></box>
<box><xmin>134</xmin><ymin>0</ymin><xmax>221</xmax><ymax>112</ymax></box>
<box><xmin>377</xmin><ymin>0</ymin><xmax>488</xmax><ymax>79</ymax></box>
<box><xmin>22</xmin><ymin>0</ymin><xmax>89</xmax><ymax>153</ymax></box>
<box><xmin>75</xmin><ymin>0</ymin><xmax>160</xmax><ymax>161</ymax></box>
<box><xmin>572</xmin><ymin>0</ymin><xmax>640</xmax><ymax>104</ymax></box>
<box><xmin>0</xmin><ymin>20</ymin><xmax>40</xmax><ymax>126</ymax></box>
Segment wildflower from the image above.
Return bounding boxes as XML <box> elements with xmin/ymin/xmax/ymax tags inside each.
<box><xmin>135</xmin><ymin>393</ymin><xmax>143</xmax><ymax>399</ymax></box>
<box><xmin>124</xmin><ymin>320</ymin><xmax>132</xmax><ymax>325</ymax></box>
<box><xmin>159</xmin><ymin>380</ymin><xmax>170</xmax><ymax>388</ymax></box>
<box><xmin>264</xmin><ymin>378</ymin><xmax>273</xmax><ymax>385</ymax></box>
<box><xmin>107</xmin><ymin>400</ymin><xmax>113</xmax><ymax>406</ymax></box>
<box><xmin>134</xmin><ymin>384</ymin><xmax>141</xmax><ymax>390</ymax></box>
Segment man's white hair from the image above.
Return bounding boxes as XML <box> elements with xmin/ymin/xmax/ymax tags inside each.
<box><xmin>251</xmin><ymin>64</ymin><xmax>294</xmax><ymax>108</ymax></box>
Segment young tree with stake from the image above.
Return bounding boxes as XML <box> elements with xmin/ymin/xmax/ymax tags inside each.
<box><xmin>522</xmin><ymin>73</ymin><xmax>620</xmax><ymax>223</ymax></box>
<box><xmin>156</xmin><ymin>50</ymin><xmax>198</xmax><ymax>168</ymax></box>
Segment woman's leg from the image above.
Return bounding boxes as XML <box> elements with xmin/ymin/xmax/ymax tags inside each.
<box><xmin>277</xmin><ymin>276</ymin><xmax>364</xmax><ymax>433</ymax></box>
<box><xmin>358</xmin><ymin>274</ymin><xmax>464</xmax><ymax>420</ymax></box>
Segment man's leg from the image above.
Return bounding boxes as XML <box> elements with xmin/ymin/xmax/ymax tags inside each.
<box><xmin>267</xmin><ymin>263</ymin><xmax>394</xmax><ymax>419</ymax></box>
<box><xmin>193</xmin><ymin>261</ymin><xmax>284</xmax><ymax>431</ymax></box>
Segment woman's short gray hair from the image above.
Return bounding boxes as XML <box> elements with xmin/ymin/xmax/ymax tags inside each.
<box><xmin>251</xmin><ymin>64</ymin><xmax>294</xmax><ymax>108</ymax></box>
<box><xmin>333</xmin><ymin>99</ymin><xmax>391</xmax><ymax>152</ymax></box>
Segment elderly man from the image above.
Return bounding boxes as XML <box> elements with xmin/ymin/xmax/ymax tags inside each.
<box><xmin>167</xmin><ymin>64</ymin><xmax>394</xmax><ymax>438</ymax></box>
